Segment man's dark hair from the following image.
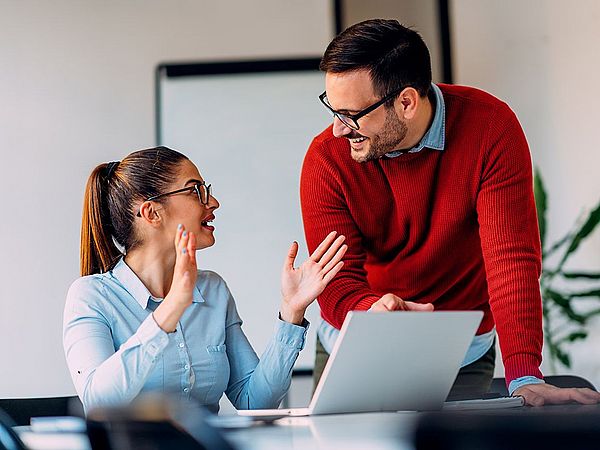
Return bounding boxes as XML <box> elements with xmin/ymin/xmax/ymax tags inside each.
<box><xmin>320</xmin><ymin>19</ymin><xmax>432</xmax><ymax>99</ymax></box>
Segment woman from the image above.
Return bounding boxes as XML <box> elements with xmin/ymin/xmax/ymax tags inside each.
<box><xmin>63</xmin><ymin>146</ymin><xmax>346</xmax><ymax>414</ymax></box>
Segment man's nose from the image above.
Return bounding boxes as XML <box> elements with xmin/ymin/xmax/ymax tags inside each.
<box><xmin>332</xmin><ymin>116</ymin><xmax>353</xmax><ymax>138</ymax></box>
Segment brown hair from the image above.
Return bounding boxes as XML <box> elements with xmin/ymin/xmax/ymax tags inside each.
<box><xmin>80</xmin><ymin>146</ymin><xmax>188</xmax><ymax>276</ymax></box>
<box><xmin>320</xmin><ymin>19</ymin><xmax>432</xmax><ymax>99</ymax></box>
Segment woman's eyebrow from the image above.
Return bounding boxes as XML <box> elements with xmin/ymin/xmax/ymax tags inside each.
<box><xmin>185</xmin><ymin>178</ymin><xmax>203</xmax><ymax>186</ymax></box>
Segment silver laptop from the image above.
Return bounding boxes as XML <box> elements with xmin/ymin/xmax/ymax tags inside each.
<box><xmin>238</xmin><ymin>310</ymin><xmax>483</xmax><ymax>417</ymax></box>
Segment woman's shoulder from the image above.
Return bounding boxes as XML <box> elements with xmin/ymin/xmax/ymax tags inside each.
<box><xmin>65</xmin><ymin>273</ymin><xmax>113</xmax><ymax>311</ymax></box>
<box><xmin>68</xmin><ymin>273</ymin><xmax>108</xmax><ymax>295</ymax></box>
<box><xmin>196</xmin><ymin>269</ymin><xmax>226</xmax><ymax>285</ymax></box>
<box><xmin>195</xmin><ymin>270</ymin><xmax>235</xmax><ymax>302</ymax></box>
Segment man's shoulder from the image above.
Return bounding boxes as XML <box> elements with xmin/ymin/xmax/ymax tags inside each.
<box><xmin>305</xmin><ymin>124</ymin><xmax>349</xmax><ymax>165</ymax></box>
<box><xmin>310</xmin><ymin>124</ymin><xmax>340</xmax><ymax>150</ymax></box>
<box><xmin>439</xmin><ymin>83</ymin><xmax>511</xmax><ymax>113</ymax></box>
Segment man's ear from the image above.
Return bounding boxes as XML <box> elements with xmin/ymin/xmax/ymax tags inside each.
<box><xmin>138</xmin><ymin>201</ymin><xmax>162</xmax><ymax>226</ymax></box>
<box><xmin>396</xmin><ymin>87</ymin><xmax>420</xmax><ymax>120</ymax></box>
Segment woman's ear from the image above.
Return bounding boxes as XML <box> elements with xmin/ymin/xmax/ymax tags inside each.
<box><xmin>137</xmin><ymin>201</ymin><xmax>162</xmax><ymax>226</ymax></box>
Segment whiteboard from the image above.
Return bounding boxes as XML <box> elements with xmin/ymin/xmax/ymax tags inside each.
<box><xmin>158</xmin><ymin>60</ymin><xmax>329</xmax><ymax>368</ymax></box>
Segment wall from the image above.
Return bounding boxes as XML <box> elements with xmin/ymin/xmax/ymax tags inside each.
<box><xmin>0</xmin><ymin>0</ymin><xmax>332</xmax><ymax>397</ymax></box>
<box><xmin>451</xmin><ymin>0</ymin><xmax>600</xmax><ymax>386</ymax></box>
<box><xmin>342</xmin><ymin>0</ymin><xmax>444</xmax><ymax>83</ymax></box>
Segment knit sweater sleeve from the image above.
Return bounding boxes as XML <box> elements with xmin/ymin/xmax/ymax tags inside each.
<box><xmin>300</xmin><ymin>136</ymin><xmax>380</xmax><ymax>329</ymax></box>
<box><xmin>476</xmin><ymin>103</ymin><xmax>544</xmax><ymax>385</ymax></box>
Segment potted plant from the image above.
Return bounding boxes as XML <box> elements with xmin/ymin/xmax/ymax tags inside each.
<box><xmin>534</xmin><ymin>167</ymin><xmax>600</xmax><ymax>372</ymax></box>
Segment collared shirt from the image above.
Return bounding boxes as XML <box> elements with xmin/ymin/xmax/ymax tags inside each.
<box><xmin>319</xmin><ymin>83</ymin><xmax>542</xmax><ymax>394</ymax></box>
<box><xmin>385</xmin><ymin>82</ymin><xmax>446</xmax><ymax>158</ymax></box>
<box><xmin>64</xmin><ymin>258</ymin><xmax>308</xmax><ymax>414</ymax></box>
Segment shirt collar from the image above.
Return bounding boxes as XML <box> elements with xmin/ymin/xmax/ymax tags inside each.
<box><xmin>385</xmin><ymin>82</ymin><xmax>446</xmax><ymax>158</ymax></box>
<box><xmin>111</xmin><ymin>257</ymin><xmax>205</xmax><ymax>309</ymax></box>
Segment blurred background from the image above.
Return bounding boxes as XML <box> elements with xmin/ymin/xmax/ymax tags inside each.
<box><xmin>1</xmin><ymin>0</ymin><xmax>598</xmax><ymax>404</ymax></box>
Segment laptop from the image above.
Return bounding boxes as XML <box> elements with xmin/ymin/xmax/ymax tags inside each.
<box><xmin>238</xmin><ymin>310</ymin><xmax>483</xmax><ymax>418</ymax></box>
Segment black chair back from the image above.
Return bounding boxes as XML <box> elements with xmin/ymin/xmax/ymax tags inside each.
<box><xmin>0</xmin><ymin>396</ymin><xmax>83</xmax><ymax>426</ymax></box>
<box><xmin>0</xmin><ymin>408</ymin><xmax>26</xmax><ymax>450</ymax></box>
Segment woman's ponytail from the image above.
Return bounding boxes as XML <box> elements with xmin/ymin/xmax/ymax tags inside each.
<box><xmin>80</xmin><ymin>163</ymin><xmax>122</xmax><ymax>276</ymax></box>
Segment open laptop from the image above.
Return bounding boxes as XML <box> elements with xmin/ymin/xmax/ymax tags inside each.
<box><xmin>238</xmin><ymin>310</ymin><xmax>483</xmax><ymax>418</ymax></box>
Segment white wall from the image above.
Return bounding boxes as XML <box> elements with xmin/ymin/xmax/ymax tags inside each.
<box><xmin>0</xmin><ymin>0</ymin><xmax>332</xmax><ymax>397</ymax></box>
<box><xmin>343</xmin><ymin>0</ymin><xmax>444</xmax><ymax>83</ymax></box>
<box><xmin>451</xmin><ymin>0</ymin><xmax>600</xmax><ymax>387</ymax></box>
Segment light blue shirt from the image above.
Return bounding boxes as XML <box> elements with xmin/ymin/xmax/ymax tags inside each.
<box><xmin>63</xmin><ymin>258</ymin><xmax>309</xmax><ymax>414</ymax></box>
<box><xmin>319</xmin><ymin>83</ymin><xmax>544</xmax><ymax>395</ymax></box>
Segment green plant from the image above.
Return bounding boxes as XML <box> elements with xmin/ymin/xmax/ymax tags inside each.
<box><xmin>534</xmin><ymin>167</ymin><xmax>600</xmax><ymax>372</ymax></box>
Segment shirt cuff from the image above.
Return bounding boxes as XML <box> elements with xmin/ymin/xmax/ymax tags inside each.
<box><xmin>274</xmin><ymin>316</ymin><xmax>310</xmax><ymax>350</ymax></box>
<box><xmin>508</xmin><ymin>376</ymin><xmax>545</xmax><ymax>395</ymax></box>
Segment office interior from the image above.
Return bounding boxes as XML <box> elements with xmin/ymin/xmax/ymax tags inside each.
<box><xmin>1</xmin><ymin>0</ymin><xmax>599</xmax><ymax>448</ymax></box>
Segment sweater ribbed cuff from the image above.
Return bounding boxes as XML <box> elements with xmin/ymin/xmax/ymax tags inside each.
<box><xmin>354</xmin><ymin>295</ymin><xmax>382</xmax><ymax>311</ymax></box>
<box><xmin>503</xmin><ymin>352</ymin><xmax>543</xmax><ymax>387</ymax></box>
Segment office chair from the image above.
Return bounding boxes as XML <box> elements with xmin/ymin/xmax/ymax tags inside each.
<box><xmin>87</xmin><ymin>394</ymin><xmax>235</xmax><ymax>450</ymax></box>
<box><xmin>0</xmin><ymin>396</ymin><xmax>83</xmax><ymax>426</ymax></box>
<box><xmin>489</xmin><ymin>375</ymin><xmax>597</xmax><ymax>396</ymax></box>
<box><xmin>0</xmin><ymin>408</ymin><xmax>26</xmax><ymax>450</ymax></box>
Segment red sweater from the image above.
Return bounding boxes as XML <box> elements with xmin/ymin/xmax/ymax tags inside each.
<box><xmin>300</xmin><ymin>84</ymin><xmax>543</xmax><ymax>385</ymax></box>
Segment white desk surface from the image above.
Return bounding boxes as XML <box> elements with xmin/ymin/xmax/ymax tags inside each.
<box><xmin>224</xmin><ymin>412</ymin><xmax>417</xmax><ymax>450</ymax></box>
<box><xmin>17</xmin><ymin>411</ymin><xmax>418</xmax><ymax>450</ymax></box>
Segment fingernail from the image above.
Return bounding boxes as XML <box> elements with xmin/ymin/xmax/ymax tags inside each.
<box><xmin>182</xmin><ymin>248</ymin><xmax>187</xmax><ymax>254</ymax></box>
<box><xmin>178</xmin><ymin>224</ymin><xmax>182</xmax><ymax>230</ymax></box>
<box><xmin>183</xmin><ymin>231</ymin><xmax>187</xmax><ymax>237</ymax></box>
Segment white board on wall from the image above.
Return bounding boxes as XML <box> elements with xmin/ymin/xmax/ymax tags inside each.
<box><xmin>158</xmin><ymin>60</ymin><xmax>329</xmax><ymax>368</ymax></box>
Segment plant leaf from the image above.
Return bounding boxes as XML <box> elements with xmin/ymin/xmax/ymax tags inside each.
<box><xmin>568</xmin><ymin>288</ymin><xmax>600</xmax><ymax>298</ymax></box>
<box><xmin>533</xmin><ymin>167</ymin><xmax>547</xmax><ymax>252</ymax></box>
<box><xmin>545</xmin><ymin>230</ymin><xmax>574</xmax><ymax>258</ymax></box>
<box><xmin>562</xmin><ymin>271</ymin><xmax>600</xmax><ymax>280</ymax></box>
<box><xmin>558</xmin><ymin>331</ymin><xmax>587</xmax><ymax>343</ymax></box>
<box><xmin>555</xmin><ymin>346</ymin><xmax>571</xmax><ymax>368</ymax></box>
<box><xmin>544</xmin><ymin>289</ymin><xmax>587</xmax><ymax>324</ymax></box>
<box><xmin>558</xmin><ymin>201</ymin><xmax>600</xmax><ymax>268</ymax></box>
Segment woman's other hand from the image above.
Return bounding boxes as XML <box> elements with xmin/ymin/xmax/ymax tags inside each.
<box><xmin>280</xmin><ymin>231</ymin><xmax>347</xmax><ymax>325</ymax></box>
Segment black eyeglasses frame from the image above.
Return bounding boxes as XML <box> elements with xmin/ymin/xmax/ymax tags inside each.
<box><xmin>136</xmin><ymin>182</ymin><xmax>212</xmax><ymax>217</ymax></box>
<box><xmin>318</xmin><ymin>87</ymin><xmax>404</xmax><ymax>131</ymax></box>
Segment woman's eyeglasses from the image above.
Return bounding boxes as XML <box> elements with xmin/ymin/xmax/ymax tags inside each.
<box><xmin>136</xmin><ymin>182</ymin><xmax>212</xmax><ymax>217</ymax></box>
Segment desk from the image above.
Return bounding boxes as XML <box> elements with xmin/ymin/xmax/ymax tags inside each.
<box><xmin>16</xmin><ymin>412</ymin><xmax>416</xmax><ymax>450</ymax></box>
<box><xmin>15</xmin><ymin>404</ymin><xmax>600</xmax><ymax>450</ymax></box>
<box><xmin>224</xmin><ymin>404</ymin><xmax>600</xmax><ymax>450</ymax></box>
<box><xmin>225</xmin><ymin>412</ymin><xmax>417</xmax><ymax>450</ymax></box>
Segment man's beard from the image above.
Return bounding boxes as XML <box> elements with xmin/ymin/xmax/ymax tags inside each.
<box><xmin>351</xmin><ymin>109</ymin><xmax>408</xmax><ymax>163</ymax></box>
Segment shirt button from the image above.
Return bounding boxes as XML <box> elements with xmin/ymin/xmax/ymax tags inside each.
<box><xmin>183</xmin><ymin>387</ymin><xmax>189</xmax><ymax>393</ymax></box>
<box><xmin>184</xmin><ymin>364</ymin><xmax>190</xmax><ymax>370</ymax></box>
<box><xmin>179</xmin><ymin>342</ymin><xmax>185</xmax><ymax>348</ymax></box>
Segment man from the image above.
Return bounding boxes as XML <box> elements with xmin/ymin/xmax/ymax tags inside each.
<box><xmin>300</xmin><ymin>18</ymin><xmax>600</xmax><ymax>406</ymax></box>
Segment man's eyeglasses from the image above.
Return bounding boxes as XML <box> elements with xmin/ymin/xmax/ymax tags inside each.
<box><xmin>136</xmin><ymin>182</ymin><xmax>212</xmax><ymax>217</ymax></box>
<box><xmin>318</xmin><ymin>88</ymin><xmax>403</xmax><ymax>131</ymax></box>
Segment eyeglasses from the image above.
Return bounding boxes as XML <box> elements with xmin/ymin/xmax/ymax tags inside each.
<box><xmin>318</xmin><ymin>88</ymin><xmax>404</xmax><ymax>131</ymax></box>
<box><xmin>136</xmin><ymin>182</ymin><xmax>212</xmax><ymax>217</ymax></box>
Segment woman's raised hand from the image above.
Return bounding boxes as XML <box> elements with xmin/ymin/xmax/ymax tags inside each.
<box><xmin>280</xmin><ymin>231</ymin><xmax>347</xmax><ymax>325</ymax></box>
<box><xmin>168</xmin><ymin>224</ymin><xmax>197</xmax><ymax>308</ymax></box>
<box><xmin>154</xmin><ymin>224</ymin><xmax>197</xmax><ymax>333</ymax></box>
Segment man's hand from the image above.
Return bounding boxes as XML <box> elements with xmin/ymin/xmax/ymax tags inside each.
<box><xmin>369</xmin><ymin>293</ymin><xmax>434</xmax><ymax>312</ymax></box>
<box><xmin>514</xmin><ymin>383</ymin><xmax>600</xmax><ymax>406</ymax></box>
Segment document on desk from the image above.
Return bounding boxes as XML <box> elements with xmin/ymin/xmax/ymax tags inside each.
<box><xmin>442</xmin><ymin>396</ymin><xmax>525</xmax><ymax>411</ymax></box>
